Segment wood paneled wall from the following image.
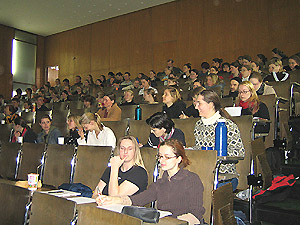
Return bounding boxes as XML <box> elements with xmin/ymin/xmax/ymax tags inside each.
<box><xmin>44</xmin><ymin>0</ymin><xmax>300</xmax><ymax>82</ymax></box>
<box><xmin>0</xmin><ymin>24</ymin><xmax>14</xmax><ymax>99</ymax></box>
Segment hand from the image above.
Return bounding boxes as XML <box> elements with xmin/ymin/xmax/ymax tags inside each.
<box><xmin>78</xmin><ymin>128</ymin><xmax>85</xmax><ymax>139</ymax></box>
<box><xmin>138</xmin><ymin>143</ymin><xmax>143</xmax><ymax>148</ymax></box>
<box><xmin>179</xmin><ymin>114</ymin><xmax>189</xmax><ymax>119</ymax></box>
<box><xmin>14</xmin><ymin>131</ymin><xmax>21</xmax><ymax>138</ymax></box>
<box><xmin>110</xmin><ymin>156</ymin><xmax>126</xmax><ymax>170</ymax></box>
<box><xmin>96</xmin><ymin>195</ymin><xmax>121</xmax><ymax>206</ymax></box>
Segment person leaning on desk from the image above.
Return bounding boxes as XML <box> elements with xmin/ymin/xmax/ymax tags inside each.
<box><xmin>96</xmin><ymin>139</ymin><xmax>205</xmax><ymax>225</ymax></box>
<box><xmin>193</xmin><ymin>89</ymin><xmax>245</xmax><ymax>191</ymax></box>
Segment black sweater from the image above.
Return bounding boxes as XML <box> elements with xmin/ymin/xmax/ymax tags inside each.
<box><xmin>162</xmin><ymin>100</ymin><xmax>186</xmax><ymax>119</ymax></box>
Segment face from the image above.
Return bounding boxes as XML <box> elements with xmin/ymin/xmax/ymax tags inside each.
<box><xmin>193</xmin><ymin>81</ymin><xmax>202</xmax><ymax>89</ymax></box>
<box><xmin>123</xmin><ymin>74</ymin><xmax>130</xmax><ymax>81</ymax></box>
<box><xmin>167</xmin><ymin>60</ymin><xmax>173</xmax><ymax>67</ymax></box>
<box><xmin>36</xmin><ymin>97</ymin><xmax>44</xmax><ymax>106</ymax></box>
<box><xmin>250</xmin><ymin>78</ymin><xmax>262</xmax><ymax>91</ymax></box>
<box><xmin>14</xmin><ymin>124</ymin><xmax>23</xmax><ymax>132</ymax></box>
<box><xmin>124</xmin><ymin>91</ymin><xmax>133</xmax><ymax>102</ymax></box>
<box><xmin>162</xmin><ymin>89</ymin><xmax>174</xmax><ymax>105</ymax></box>
<box><xmin>133</xmin><ymin>80</ymin><xmax>140</xmax><ymax>88</ymax></box>
<box><xmin>151</xmin><ymin>127</ymin><xmax>166</xmax><ymax>138</ymax></box>
<box><xmin>61</xmin><ymin>92</ymin><xmax>67</xmax><ymax>99</ymax></box>
<box><xmin>84</xmin><ymin>100</ymin><xmax>91</xmax><ymax>108</ymax></box>
<box><xmin>210</xmin><ymin>68</ymin><xmax>217</xmax><ymax>74</ymax></box>
<box><xmin>206</xmin><ymin>76</ymin><xmax>214</xmax><ymax>86</ymax></box>
<box><xmin>75</xmin><ymin>76</ymin><xmax>80</xmax><ymax>83</ymax></box>
<box><xmin>84</xmin><ymin>80</ymin><xmax>89</xmax><ymax>86</ymax></box>
<box><xmin>289</xmin><ymin>59</ymin><xmax>298</xmax><ymax>70</ymax></box>
<box><xmin>223</xmin><ymin>65</ymin><xmax>230</xmax><ymax>72</ymax></box>
<box><xmin>141</xmin><ymin>79</ymin><xmax>149</xmax><ymax>88</ymax></box>
<box><xmin>230</xmin><ymin>80</ymin><xmax>240</xmax><ymax>92</ymax></box>
<box><xmin>83</xmin><ymin>121</ymin><xmax>94</xmax><ymax>131</ymax></box>
<box><xmin>77</xmin><ymin>87</ymin><xmax>82</xmax><ymax>93</ymax></box>
<box><xmin>230</xmin><ymin>66</ymin><xmax>238</xmax><ymax>74</ymax></box>
<box><xmin>55</xmin><ymin>79</ymin><xmax>60</xmax><ymax>85</ymax></box>
<box><xmin>190</xmin><ymin>71</ymin><xmax>198</xmax><ymax>80</ymax></box>
<box><xmin>149</xmin><ymin>71</ymin><xmax>155</xmax><ymax>78</ymax></box>
<box><xmin>11</xmin><ymin>100</ymin><xmax>19</xmax><ymax>108</ymax></box>
<box><xmin>194</xmin><ymin>94</ymin><xmax>214</xmax><ymax>118</ymax></box>
<box><xmin>240</xmin><ymin>67</ymin><xmax>251</xmax><ymax>78</ymax></box>
<box><xmin>183</xmin><ymin>65</ymin><xmax>189</xmax><ymax>73</ymax></box>
<box><xmin>96</xmin><ymin>80</ymin><xmax>101</xmax><ymax>85</ymax></box>
<box><xmin>40</xmin><ymin>118</ymin><xmax>51</xmax><ymax>132</ymax></box>
<box><xmin>119</xmin><ymin>139</ymin><xmax>136</xmax><ymax>162</ymax></box>
<box><xmin>67</xmin><ymin>118</ymin><xmax>76</xmax><ymax>130</ymax></box>
<box><xmin>238</xmin><ymin>85</ymin><xmax>252</xmax><ymax>102</ymax></box>
<box><xmin>103</xmin><ymin>96</ymin><xmax>113</xmax><ymax>108</ymax></box>
<box><xmin>23</xmin><ymin>102</ymin><xmax>30</xmax><ymax>109</ymax></box>
<box><xmin>158</xmin><ymin>145</ymin><xmax>181</xmax><ymax>172</ymax></box>
<box><xmin>269</xmin><ymin>63</ymin><xmax>280</xmax><ymax>73</ymax></box>
<box><xmin>251</xmin><ymin>62</ymin><xmax>259</xmax><ymax>72</ymax></box>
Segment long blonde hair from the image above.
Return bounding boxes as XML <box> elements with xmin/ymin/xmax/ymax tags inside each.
<box><xmin>237</xmin><ymin>81</ymin><xmax>260</xmax><ymax>114</ymax></box>
<box><xmin>79</xmin><ymin>112</ymin><xmax>103</xmax><ymax>131</ymax></box>
<box><xmin>114</xmin><ymin>136</ymin><xmax>145</xmax><ymax>168</ymax></box>
<box><xmin>67</xmin><ymin>114</ymin><xmax>81</xmax><ymax>128</ymax></box>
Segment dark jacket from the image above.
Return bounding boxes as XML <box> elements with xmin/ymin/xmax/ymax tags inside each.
<box><xmin>37</xmin><ymin>126</ymin><xmax>62</xmax><ymax>144</ymax></box>
<box><xmin>162</xmin><ymin>100</ymin><xmax>186</xmax><ymax>119</ymax></box>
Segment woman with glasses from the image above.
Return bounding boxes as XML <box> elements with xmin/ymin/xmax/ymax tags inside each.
<box><xmin>194</xmin><ymin>90</ymin><xmax>245</xmax><ymax>191</ymax></box>
<box><xmin>142</xmin><ymin>112</ymin><xmax>186</xmax><ymax>148</ymax></box>
<box><xmin>92</xmin><ymin>136</ymin><xmax>148</xmax><ymax>198</ymax></box>
<box><xmin>237</xmin><ymin>81</ymin><xmax>270</xmax><ymax>134</ymax></box>
<box><xmin>96</xmin><ymin>139</ymin><xmax>205</xmax><ymax>225</ymax></box>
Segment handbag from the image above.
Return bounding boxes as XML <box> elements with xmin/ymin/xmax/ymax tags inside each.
<box><xmin>121</xmin><ymin>206</ymin><xmax>160</xmax><ymax>223</ymax></box>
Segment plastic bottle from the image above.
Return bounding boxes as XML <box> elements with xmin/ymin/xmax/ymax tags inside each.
<box><xmin>215</xmin><ymin>119</ymin><xmax>227</xmax><ymax>156</ymax></box>
<box><xmin>135</xmin><ymin>105</ymin><xmax>142</xmax><ymax>120</ymax></box>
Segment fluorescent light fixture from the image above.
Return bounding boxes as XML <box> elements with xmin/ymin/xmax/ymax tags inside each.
<box><xmin>12</xmin><ymin>39</ymin><xmax>17</xmax><ymax>75</ymax></box>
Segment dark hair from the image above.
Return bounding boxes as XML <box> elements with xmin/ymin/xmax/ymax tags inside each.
<box><xmin>25</xmin><ymin>88</ymin><xmax>32</xmax><ymax>94</ymax></box>
<box><xmin>116</xmin><ymin>72</ymin><xmax>123</xmax><ymax>76</ymax></box>
<box><xmin>257</xmin><ymin>54</ymin><xmax>267</xmax><ymax>64</ymax></box>
<box><xmin>222</xmin><ymin>62</ymin><xmax>230</xmax><ymax>69</ymax></box>
<box><xmin>63</xmin><ymin>78</ymin><xmax>70</xmax><ymax>83</ymax></box>
<box><xmin>144</xmin><ymin>88</ymin><xmax>157</xmax><ymax>101</ymax></box>
<box><xmin>62</xmin><ymin>90</ymin><xmax>69</xmax><ymax>96</ymax></box>
<box><xmin>167</xmin><ymin>59</ymin><xmax>174</xmax><ymax>63</ymax></box>
<box><xmin>251</xmin><ymin>61</ymin><xmax>260</xmax><ymax>68</ymax></box>
<box><xmin>191</xmin><ymin>69</ymin><xmax>199</xmax><ymax>75</ymax></box>
<box><xmin>212</xmin><ymin>58</ymin><xmax>223</xmax><ymax>64</ymax></box>
<box><xmin>16</xmin><ymin>88</ymin><xmax>22</xmax><ymax>95</ymax></box>
<box><xmin>40</xmin><ymin>114</ymin><xmax>52</xmax><ymax>123</ymax></box>
<box><xmin>108</xmin><ymin>72</ymin><xmax>115</xmax><ymax>77</ymax></box>
<box><xmin>150</xmin><ymin>70</ymin><xmax>156</xmax><ymax>74</ymax></box>
<box><xmin>14</xmin><ymin>116</ymin><xmax>28</xmax><ymax>128</ymax></box>
<box><xmin>272</xmin><ymin>48</ymin><xmax>287</xmax><ymax>58</ymax></box>
<box><xmin>249</xmin><ymin>71</ymin><xmax>263</xmax><ymax>83</ymax></box>
<box><xmin>84</xmin><ymin>95</ymin><xmax>94</xmax><ymax>105</ymax></box>
<box><xmin>191</xmin><ymin>86</ymin><xmax>205</xmax><ymax>97</ymax></box>
<box><xmin>289</xmin><ymin>55</ymin><xmax>300</xmax><ymax>65</ymax></box>
<box><xmin>201</xmin><ymin>62</ymin><xmax>210</xmax><ymax>70</ymax></box>
<box><xmin>141</xmin><ymin>76</ymin><xmax>150</xmax><ymax>83</ymax></box>
<box><xmin>242</xmin><ymin>55</ymin><xmax>252</xmax><ymax>62</ymax></box>
<box><xmin>6</xmin><ymin>105</ymin><xmax>17</xmax><ymax>114</ymax></box>
<box><xmin>160</xmin><ymin>139</ymin><xmax>190</xmax><ymax>168</ymax></box>
<box><xmin>11</xmin><ymin>97</ymin><xmax>20</xmax><ymax>103</ymax></box>
<box><xmin>76</xmin><ymin>75</ymin><xmax>82</xmax><ymax>80</ymax></box>
<box><xmin>100</xmin><ymin>75</ymin><xmax>106</xmax><ymax>81</ymax></box>
<box><xmin>184</xmin><ymin>63</ymin><xmax>192</xmax><ymax>72</ymax></box>
<box><xmin>241</xmin><ymin>65</ymin><xmax>253</xmax><ymax>71</ymax></box>
<box><xmin>146</xmin><ymin>112</ymin><xmax>174</xmax><ymax>134</ymax></box>
<box><xmin>124</xmin><ymin>72</ymin><xmax>131</xmax><ymax>76</ymax></box>
<box><xmin>230</xmin><ymin>61</ymin><xmax>240</xmax><ymax>68</ymax></box>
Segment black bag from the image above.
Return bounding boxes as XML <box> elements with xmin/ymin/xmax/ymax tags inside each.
<box><xmin>121</xmin><ymin>206</ymin><xmax>160</xmax><ymax>223</ymax></box>
<box><xmin>58</xmin><ymin>183</ymin><xmax>93</xmax><ymax>198</ymax></box>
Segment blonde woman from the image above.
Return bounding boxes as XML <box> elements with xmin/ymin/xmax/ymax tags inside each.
<box><xmin>65</xmin><ymin>114</ymin><xmax>82</xmax><ymax>146</ymax></box>
<box><xmin>92</xmin><ymin>136</ymin><xmax>148</xmax><ymax>198</ymax></box>
<box><xmin>263</xmin><ymin>58</ymin><xmax>289</xmax><ymax>82</ymax></box>
<box><xmin>162</xmin><ymin>87</ymin><xmax>186</xmax><ymax>118</ymax></box>
<box><xmin>77</xmin><ymin>112</ymin><xmax>116</xmax><ymax>148</ymax></box>
<box><xmin>204</xmin><ymin>74</ymin><xmax>224</xmax><ymax>90</ymax></box>
<box><xmin>237</xmin><ymin>81</ymin><xmax>270</xmax><ymax>134</ymax></box>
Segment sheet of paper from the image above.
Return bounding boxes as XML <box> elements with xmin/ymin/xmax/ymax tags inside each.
<box><xmin>67</xmin><ymin>196</ymin><xmax>96</xmax><ymax>204</ymax></box>
<box><xmin>97</xmin><ymin>205</ymin><xmax>172</xmax><ymax>218</ymax></box>
<box><xmin>41</xmin><ymin>189</ymin><xmax>81</xmax><ymax>198</ymax></box>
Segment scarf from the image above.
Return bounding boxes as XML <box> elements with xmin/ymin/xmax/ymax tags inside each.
<box><xmin>12</xmin><ymin>127</ymin><xmax>27</xmax><ymax>143</ymax></box>
<box><xmin>201</xmin><ymin>111</ymin><xmax>221</xmax><ymax>125</ymax></box>
<box><xmin>158</xmin><ymin>127</ymin><xmax>175</xmax><ymax>146</ymax></box>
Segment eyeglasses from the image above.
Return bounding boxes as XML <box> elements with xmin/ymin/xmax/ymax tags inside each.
<box><xmin>238</xmin><ymin>90</ymin><xmax>250</xmax><ymax>94</ymax></box>
<box><xmin>156</xmin><ymin>155</ymin><xmax>177</xmax><ymax>160</ymax></box>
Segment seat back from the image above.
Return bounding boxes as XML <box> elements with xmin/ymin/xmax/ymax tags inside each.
<box><xmin>140</xmin><ymin>104</ymin><xmax>163</xmax><ymax>120</ymax></box>
<box><xmin>73</xmin><ymin>146</ymin><xmax>112</xmax><ymax>190</ymax></box>
<box><xmin>258</xmin><ymin>94</ymin><xmax>276</xmax><ymax>149</ymax></box>
<box><xmin>0</xmin><ymin>142</ymin><xmax>21</xmax><ymax>179</ymax></box>
<box><xmin>0</xmin><ymin>124</ymin><xmax>14</xmax><ymax>144</ymax></box>
<box><xmin>140</xmin><ymin>147</ymin><xmax>158</xmax><ymax>187</ymax></box>
<box><xmin>69</xmin><ymin>108</ymin><xmax>85</xmax><ymax>117</ymax></box>
<box><xmin>102</xmin><ymin>119</ymin><xmax>128</xmax><ymax>142</ymax></box>
<box><xmin>185</xmin><ymin>149</ymin><xmax>217</xmax><ymax>224</ymax></box>
<box><xmin>220</xmin><ymin>97</ymin><xmax>234</xmax><ymax>108</ymax></box>
<box><xmin>0</xmin><ymin>183</ymin><xmax>31</xmax><ymax>225</ymax></box>
<box><xmin>29</xmin><ymin>192</ymin><xmax>76</xmax><ymax>225</ymax></box>
<box><xmin>256</xmin><ymin>153</ymin><xmax>273</xmax><ymax>190</ymax></box>
<box><xmin>173</xmin><ymin>118</ymin><xmax>199</xmax><ymax>147</ymax></box>
<box><xmin>43</xmin><ymin>144</ymin><xmax>75</xmax><ymax>188</ymax></box>
<box><xmin>120</xmin><ymin>105</ymin><xmax>137</xmax><ymax>119</ymax></box>
<box><xmin>212</xmin><ymin>183</ymin><xmax>237</xmax><ymax>225</ymax></box>
<box><xmin>17</xmin><ymin>143</ymin><xmax>45</xmax><ymax>180</ymax></box>
<box><xmin>52</xmin><ymin>102</ymin><xmax>69</xmax><ymax>112</ymax></box>
<box><xmin>251</xmin><ymin>138</ymin><xmax>266</xmax><ymax>177</ymax></box>
<box><xmin>231</xmin><ymin>115</ymin><xmax>253</xmax><ymax>190</ymax></box>
<box><xmin>128</xmin><ymin>120</ymin><xmax>150</xmax><ymax>145</ymax></box>
<box><xmin>69</xmin><ymin>101</ymin><xmax>84</xmax><ymax>110</ymax></box>
<box><xmin>20</xmin><ymin>111</ymin><xmax>35</xmax><ymax>124</ymax></box>
<box><xmin>76</xmin><ymin>204</ymin><xmax>142</xmax><ymax>225</ymax></box>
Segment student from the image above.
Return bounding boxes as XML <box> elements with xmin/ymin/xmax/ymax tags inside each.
<box><xmin>143</xmin><ymin>112</ymin><xmax>186</xmax><ymax>148</ymax></box>
<box><xmin>36</xmin><ymin>115</ymin><xmax>62</xmax><ymax>144</ymax></box>
<box><xmin>194</xmin><ymin>90</ymin><xmax>245</xmax><ymax>190</ymax></box>
<box><xmin>162</xmin><ymin>87</ymin><xmax>186</xmax><ymax>119</ymax></box>
<box><xmin>65</xmin><ymin>115</ymin><xmax>81</xmax><ymax>146</ymax></box>
<box><xmin>4</xmin><ymin>105</ymin><xmax>18</xmax><ymax>124</ymax></box>
<box><xmin>77</xmin><ymin>112</ymin><xmax>116</xmax><ymax>148</ymax></box>
<box><xmin>92</xmin><ymin>136</ymin><xmax>148</xmax><ymax>198</ymax></box>
<box><xmin>96</xmin><ymin>139</ymin><xmax>205</xmax><ymax>225</ymax></box>
<box><xmin>11</xmin><ymin>116</ymin><xmax>37</xmax><ymax>143</ymax></box>
<box><xmin>97</xmin><ymin>93</ymin><xmax>122</xmax><ymax>121</ymax></box>
<box><xmin>263</xmin><ymin>58</ymin><xmax>289</xmax><ymax>82</ymax></box>
<box><xmin>249</xmin><ymin>72</ymin><xmax>276</xmax><ymax>96</ymax></box>
<box><xmin>237</xmin><ymin>81</ymin><xmax>270</xmax><ymax>134</ymax></box>
<box><xmin>223</xmin><ymin>77</ymin><xmax>242</xmax><ymax>100</ymax></box>
<box><xmin>120</xmin><ymin>90</ymin><xmax>136</xmax><ymax>106</ymax></box>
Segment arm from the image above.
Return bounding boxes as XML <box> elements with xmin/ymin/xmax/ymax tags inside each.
<box><xmin>92</xmin><ymin>180</ymin><xmax>107</xmax><ymax>199</ymax></box>
<box><xmin>77</xmin><ymin>129</ymin><xmax>87</xmax><ymax>145</ymax></box>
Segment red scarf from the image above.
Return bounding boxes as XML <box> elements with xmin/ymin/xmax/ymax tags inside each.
<box><xmin>239</xmin><ymin>100</ymin><xmax>257</xmax><ymax>113</ymax></box>
<box><xmin>12</xmin><ymin>127</ymin><xmax>27</xmax><ymax>143</ymax></box>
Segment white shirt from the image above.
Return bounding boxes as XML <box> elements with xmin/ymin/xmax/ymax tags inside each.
<box><xmin>138</xmin><ymin>86</ymin><xmax>158</xmax><ymax>96</ymax></box>
<box><xmin>77</xmin><ymin>126</ymin><xmax>116</xmax><ymax>148</ymax></box>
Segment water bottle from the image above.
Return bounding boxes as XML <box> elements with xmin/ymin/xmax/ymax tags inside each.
<box><xmin>215</xmin><ymin>119</ymin><xmax>227</xmax><ymax>156</ymax></box>
<box><xmin>135</xmin><ymin>105</ymin><xmax>142</xmax><ymax>120</ymax></box>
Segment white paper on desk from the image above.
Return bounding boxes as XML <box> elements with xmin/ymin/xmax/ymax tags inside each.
<box><xmin>97</xmin><ymin>205</ymin><xmax>172</xmax><ymax>218</ymax></box>
<box><xmin>67</xmin><ymin>196</ymin><xmax>96</xmax><ymax>204</ymax></box>
<box><xmin>41</xmin><ymin>189</ymin><xmax>81</xmax><ymax>198</ymax></box>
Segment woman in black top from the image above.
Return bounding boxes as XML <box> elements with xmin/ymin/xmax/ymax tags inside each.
<box><xmin>65</xmin><ymin>115</ymin><xmax>81</xmax><ymax>146</ymax></box>
<box><xmin>263</xmin><ymin>58</ymin><xmax>289</xmax><ymax>82</ymax></box>
<box><xmin>11</xmin><ymin>116</ymin><xmax>37</xmax><ymax>143</ymax></box>
<box><xmin>162</xmin><ymin>87</ymin><xmax>186</xmax><ymax>119</ymax></box>
<box><xmin>143</xmin><ymin>112</ymin><xmax>186</xmax><ymax>147</ymax></box>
